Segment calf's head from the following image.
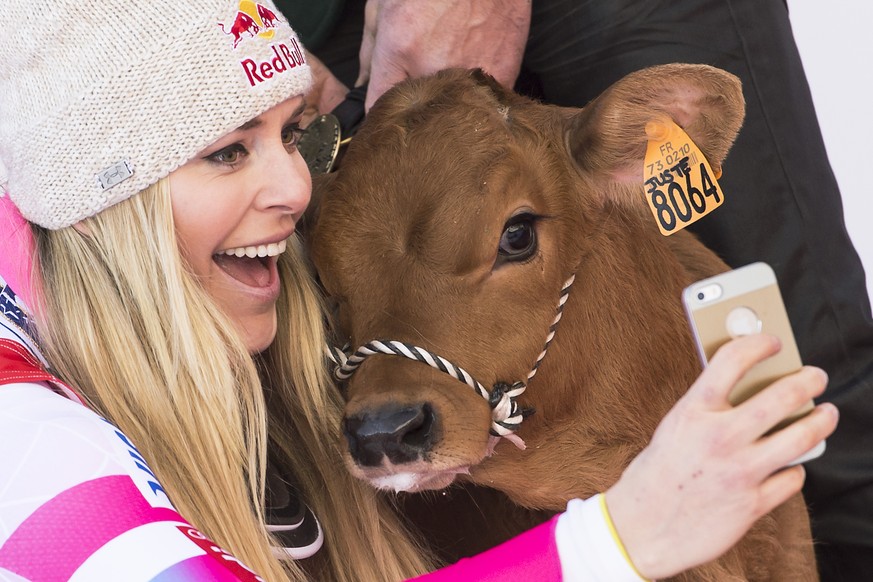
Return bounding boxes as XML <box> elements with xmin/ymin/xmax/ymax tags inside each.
<box><xmin>308</xmin><ymin>64</ymin><xmax>743</xmax><ymax>496</ymax></box>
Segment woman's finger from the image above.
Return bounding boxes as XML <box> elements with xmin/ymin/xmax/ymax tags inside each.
<box><xmin>727</xmin><ymin>365</ymin><xmax>828</xmax><ymax>442</ymax></box>
<box><xmin>753</xmin><ymin>464</ymin><xmax>807</xmax><ymax>518</ymax></box>
<box><xmin>687</xmin><ymin>333</ymin><xmax>782</xmax><ymax>410</ymax></box>
<box><xmin>742</xmin><ymin>402</ymin><xmax>838</xmax><ymax>480</ymax></box>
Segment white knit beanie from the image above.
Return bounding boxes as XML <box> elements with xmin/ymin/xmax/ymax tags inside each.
<box><xmin>0</xmin><ymin>0</ymin><xmax>312</xmax><ymax>230</ymax></box>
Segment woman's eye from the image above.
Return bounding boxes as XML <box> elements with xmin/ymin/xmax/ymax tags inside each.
<box><xmin>498</xmin><ymin>215</ymin><xmax>537</xmax><ymax>261</ymax></box>
<box><xmin>207</xmin><ymin>144</ymin><xmax>247</xmax><ymax>165</ymax></box>
<box><xmin>282</xmin><ymin>124</ymin><xmax>306</xmax><ymax>150</ymax></box>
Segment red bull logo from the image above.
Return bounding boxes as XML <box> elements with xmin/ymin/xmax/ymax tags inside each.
<box><xmin>217</xmin><ymin>0</ymin><xmax>307</xmax><ymax>88</ymax></box>
<box><xmin>218</xmin><ymin>1</ymin><xmax>283</xmax><ymax>49</ymax></box>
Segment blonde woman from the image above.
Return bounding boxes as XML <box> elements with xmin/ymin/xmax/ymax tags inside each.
<box><xmin>0</xmin><ymin>0</ymin><xmax>836</xmax><ymax>580</ymax></box>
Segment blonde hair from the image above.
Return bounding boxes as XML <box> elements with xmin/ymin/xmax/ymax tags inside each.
<box><xmin>32</xmin><ymin>179</ymin><xmax>433</xmax><ymax>581</ymax></box>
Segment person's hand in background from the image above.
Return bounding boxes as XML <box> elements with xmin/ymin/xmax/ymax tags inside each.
<box><xmin>357</xmin><ymin>0</ymin><xmax>531</xmax><ymax>110</ymax></box>
<box><xmin>303</xmin><ymin>51</ymin><xmax>349</xmax><ymax>126</ymax></box>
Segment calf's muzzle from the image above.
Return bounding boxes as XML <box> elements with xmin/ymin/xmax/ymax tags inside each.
<box><xmin>342</xmin><ymin>402</ymin><xmax>438</xmax><ymax>466</ymax></box>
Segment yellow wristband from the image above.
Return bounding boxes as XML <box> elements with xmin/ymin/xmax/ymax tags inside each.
<box><xmin>598</xmin><ymin>494</ymin><xmax>651</xmax><ymax>581</ymax></box>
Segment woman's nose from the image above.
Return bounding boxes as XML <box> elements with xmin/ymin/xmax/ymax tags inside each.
<box><xmin>256</xmin><ymin>149</ymin><xmax>312</xmax><ymax>215</ymax></box>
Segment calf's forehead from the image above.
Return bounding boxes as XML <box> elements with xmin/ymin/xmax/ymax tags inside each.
<box><xmin>315</xmin><ymin>111</ymin><xmax>576</xmax><ymax>282</ymax></box>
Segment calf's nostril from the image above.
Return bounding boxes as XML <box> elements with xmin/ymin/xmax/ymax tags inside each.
<box><xmin>342</xmin><ymin>403</ymin><xmax>438</xmax><ymax>467</ymax></box>
<box><xmin>400</xmin><ymin>403</ymin><xmax>434</xmax><ymax>449</ymax></box>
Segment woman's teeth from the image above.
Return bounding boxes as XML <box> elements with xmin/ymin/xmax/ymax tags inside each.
<box><xmin>221</xmin><ymin>240</ymin><xmax>287</xmax><ymax>258</ymax></box>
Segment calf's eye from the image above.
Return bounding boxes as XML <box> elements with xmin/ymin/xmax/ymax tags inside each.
<box><xmin>498</xmin><ymin>215</ymin><xmax>537</xmax><ymax>261</ymax></box>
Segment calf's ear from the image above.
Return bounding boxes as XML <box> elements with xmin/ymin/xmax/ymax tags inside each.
<box><xmin>567</xmin><ymin>63</ymin><xmax>744</xmax><ymax>201</ymax></box>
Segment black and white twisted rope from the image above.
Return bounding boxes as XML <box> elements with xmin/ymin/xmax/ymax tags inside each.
<box><xmin>324</xmin><ymin>274</ymin><xmax>576</xmax><ymax>446</ymax></box>
<box><xmin>325</xmin><ymin>339</ymin><xmax>526</xmax><ymax>437</ymax></box>
<box><xmin>528</xmin><ymin>274</ymin><xmax>575</xmax><ymax>381</ymax></box>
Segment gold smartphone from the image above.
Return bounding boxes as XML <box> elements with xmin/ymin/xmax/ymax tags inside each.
<box><xmin>683</xmin><ymin>262</ymin><xmax>824</xmax><ymax>464</ymax></box>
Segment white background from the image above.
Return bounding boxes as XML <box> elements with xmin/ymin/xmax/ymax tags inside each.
<box><xmin>789</xmin><ymin>1</ymin><xmax>872</xmax><ymax>308</ymax></box>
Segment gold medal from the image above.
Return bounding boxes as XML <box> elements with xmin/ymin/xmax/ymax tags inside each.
<box><xmin>298</xmin><ymin>113</ymin><xmax>342</xmax><ymax>175</ymax></box>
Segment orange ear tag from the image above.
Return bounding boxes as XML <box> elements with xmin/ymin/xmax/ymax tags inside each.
<box><xmin>643</xmin><ymin>119</ymin><xmax>725</xmax><ymax>236</ymax></box>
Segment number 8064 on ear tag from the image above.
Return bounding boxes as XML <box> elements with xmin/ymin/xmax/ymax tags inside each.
<box><xmin>643</xmin><ymin>119</ymin><xmax>724</xmax><ymax>236</ymax></box>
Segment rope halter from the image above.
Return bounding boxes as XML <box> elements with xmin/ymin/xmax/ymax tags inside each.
<box><xmin>325</xmin><ymin>274</ymin><xmax>576</xmax><ymax>450</ymax></box>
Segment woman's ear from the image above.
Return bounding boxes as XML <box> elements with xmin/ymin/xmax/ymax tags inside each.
<box><xmin>566</xmin><ymin>63</ymin><xmax>744</xmax><ymax>195</ymax></box>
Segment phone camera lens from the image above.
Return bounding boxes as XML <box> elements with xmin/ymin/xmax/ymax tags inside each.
<box><xmin>691</xmin><ymin>283</ymin><xmax>723</xmax><ymax>304</ymax></box>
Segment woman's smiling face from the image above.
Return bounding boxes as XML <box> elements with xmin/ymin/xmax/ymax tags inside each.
<box><xmin>169</xmin><ymin>96</ymin><xmax>311</xmax><ymax>353</ymax></box>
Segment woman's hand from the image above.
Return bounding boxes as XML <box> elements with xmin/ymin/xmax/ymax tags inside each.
<box><xmin>605</xmin><ymin>333</ymin><xmax>838</xmax><ymax>579</ymax></box>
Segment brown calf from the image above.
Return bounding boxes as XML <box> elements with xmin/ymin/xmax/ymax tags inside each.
<box><xmin>308</xmin><ymin>65</ymin><xmax>817</xmax><ymax>580</ymax></box>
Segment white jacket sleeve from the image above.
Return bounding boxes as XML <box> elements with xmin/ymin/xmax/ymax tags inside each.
<box><xmin>556</xmin><ymin>494</ymin><xmax>649</xmax><ymax>581</ymax></box>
